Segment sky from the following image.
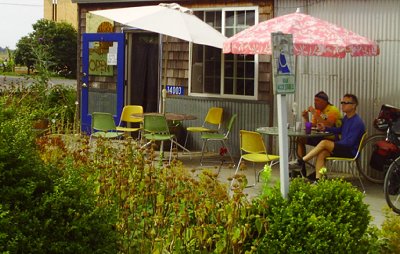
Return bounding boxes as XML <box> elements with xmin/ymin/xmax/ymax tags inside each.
<box><xmin>0</xmin><ymin>0</ymin><xmax>43</xmax><ymax>49</ymax></box>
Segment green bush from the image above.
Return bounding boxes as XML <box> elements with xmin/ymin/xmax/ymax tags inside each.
<box><xmin>380</xmin><ymin>209</ymin><xmax>400</xmax><ymax>253</ymax></box>
<box><xmin>257</xmin><ymin>178</ymin><xmax>380</xmax><ymax>253</ymax></box>
<box><xmin>0</xmin><ymin>99</ymin><xmax>117</xmax><ymax>253</ymax></box>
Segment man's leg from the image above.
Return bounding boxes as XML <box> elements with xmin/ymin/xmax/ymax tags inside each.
<box><xmin>296</xmin><ymin>137</ymin><xmax>307</xmax><ymax>158</ymax></box>
<box><xmin>303</xmin><ymin>139</ymin><xmax>334</xmax><ymax>162</ymax></box>
<box><xmin>315</xmin><ymin>150</ymin><xmax>331</xmax><ymax>179</ymax></box>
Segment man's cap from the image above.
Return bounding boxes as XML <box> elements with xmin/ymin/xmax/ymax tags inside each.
<box><xmin>315</xmin><ymin>91</ymin><xmax>330</xmax><ymax>104</ymax></box>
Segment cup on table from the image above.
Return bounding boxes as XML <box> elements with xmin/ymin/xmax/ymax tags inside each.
<box><xmin>295</xmin><ymin>121</ymin><xmax>302</xmax><ymax>132</ymax></box>
<box><xmin>305</xmin><ymin>122</ymin><xmax>312</xmax><ymax>134</ymax></box>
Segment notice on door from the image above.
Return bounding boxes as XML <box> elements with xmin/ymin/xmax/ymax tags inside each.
<box><xmin>107</xmin><ymin>42</ymin><xmax>118</xmax><ymax>66</ymax></box>
<box><xmin>89</xmin><ymin>50</ymin><xmax>113</xmax><ymax>76</ymax></box>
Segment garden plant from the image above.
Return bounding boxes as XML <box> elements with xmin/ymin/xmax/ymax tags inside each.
<box><xmin>0</xmin><ymin>62</ymin><xmax>399</xmax><ymax>252</ymax></box>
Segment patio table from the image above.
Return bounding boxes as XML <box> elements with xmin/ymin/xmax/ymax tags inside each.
<box><xmin>256</xmin><ymin>126</ymin><xmax>332</xmax><ymax>161</ymax></box>
<box><xmin>130</xmin><ymin>112</ymin><xmax>197</xmax><ymax>122</ymax></box>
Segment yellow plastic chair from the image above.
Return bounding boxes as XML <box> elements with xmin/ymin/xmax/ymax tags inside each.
<box><xmin>200</xmin><ymin>114</ymin><xmax>237</xmax><ymax>166</ymax></box>
<box><xmin>184</xmin><ymin>107</ymin><xmax>223</xmax><ymax>148</ymax></box>
<box><xmin>90</xmin><ymin>112</ymin><xmax>124</xmax><ymax>142</ymax></box>
<box><xmin>326</xmin><ymin>132</ymin><xmax>368</xmax><ymax>193</ymax></box>
<box><xmin>231</xmin><ymin>130</ymin><xmax>280</xmax><ymax>188</ymax></box>
<box><xmin>116</xmin><ymin>105</ymin><xmax>143</xmax><ymax>139</ymax></box>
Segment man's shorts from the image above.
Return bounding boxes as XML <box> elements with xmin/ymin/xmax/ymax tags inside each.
<box><xmin>306</xmin><ymin>134</ymin><xmax>337</xmax><ymax>147</ymax></box>
<box><xmin>331</xmin><ymin>143</ymin><xmax>354</xmax><ymax>158</ymax></box>
<box><xmin>306</xmin><ymin>137</ymin><xmax>324</xmax><ymax>146</ymax></box>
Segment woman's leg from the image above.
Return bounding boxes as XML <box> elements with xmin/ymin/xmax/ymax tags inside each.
<box><xmin>302</xmin><ymin>139</ymin><xmax>335</xmax><ymax>162</ymax></box>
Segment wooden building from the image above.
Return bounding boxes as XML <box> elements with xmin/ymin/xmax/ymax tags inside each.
<box><xmin>71</xmin><ymin>0</ymin><xmax>275</xmax><ymax>154</ymax></box>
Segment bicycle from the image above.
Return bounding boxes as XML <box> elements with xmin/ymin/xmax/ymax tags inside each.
<box><xmin>357</xmin><ymin>104</ymin><xmax>400</xmax><ymax>184</ymax></box>
<box><xmin>384</xmin><ymin>156</ymin><xmax>400</xmax><ymax>214</ymax></box>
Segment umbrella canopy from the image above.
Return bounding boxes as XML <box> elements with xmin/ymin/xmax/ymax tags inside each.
<box><xmin>90</xmin><ymin>3</ymin><xmax>227</xmax><ymax>49</ymax></box>
<box><xmin>223</xmin><ymin>11</ymin><xmax>379</xmax><ymax>58</ymax></box>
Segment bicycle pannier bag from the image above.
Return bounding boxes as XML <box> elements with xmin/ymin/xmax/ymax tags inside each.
<box><xmin>369</xmin><ymin>140</ymin><xmax>400</xmax><ymax>171</ymax></box>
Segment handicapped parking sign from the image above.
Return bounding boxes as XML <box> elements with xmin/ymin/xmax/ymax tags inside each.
<box><xmin>272</xmin><ymin>32</ymin><xmax>295</xmax><ymax>94</ymax></box>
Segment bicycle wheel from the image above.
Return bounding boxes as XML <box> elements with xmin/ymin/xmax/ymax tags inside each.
<box><xmin>384</xmin><ymin>156</ymin><xmax>400</xmax><ymax>214</ymax></box>
<box><xmin>357</xmin><ymin>133</ymin><xmax>386</xmax><ymax>183</ymax></box>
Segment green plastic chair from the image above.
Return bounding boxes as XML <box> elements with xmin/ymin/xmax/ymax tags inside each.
<box><xmin>200</xmin><ymin>114</ymin><xmax>237</xmax><ymax>166</ymax></box>
<box><xmin>90</xmin><ymin>112</ymin><xmax>124</xmax><ymax>141</ymax></box>
<box><xmin>142</xmin><ymin>114</ymin><xmax>190</xmax><ymax>163</ymax></box>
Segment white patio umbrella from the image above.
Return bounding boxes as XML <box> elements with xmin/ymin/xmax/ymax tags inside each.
<box><xmin>90</xmin><ymin>3</ymin><xmax>227</xmax><ymax>113</ymax></box>
<box><xmin>90</xmin><ymin>3</ymin><xmax>227</xmax><ymax>49</ymax></box>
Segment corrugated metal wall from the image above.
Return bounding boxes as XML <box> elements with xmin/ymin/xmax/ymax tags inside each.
<box><xmin>275</xmin><ymin>0</ymin><xmax>400</xmax><ymax>172</ymax></box>
<box><xmin>166</xmin><ymin>97</ymin><xmax>272</xmax><ymax>157</ymax></box>
<box><xmin>275</xmin><ymin>0</ymin><xmax>400</xmax><ymax>134</ymax></box>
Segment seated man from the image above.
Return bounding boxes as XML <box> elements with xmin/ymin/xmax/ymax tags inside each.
<box><xmin>296</xmin><ymin>91</ymin><xmax>342</xmax><ymax>176</ymax></box>
<box><xmin>297</xmin><ymin>94</ymin><xmax>366</xmax><ymax>182</ymax></box>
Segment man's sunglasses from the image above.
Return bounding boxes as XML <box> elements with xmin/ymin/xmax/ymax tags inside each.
<box><xmin>340</xmin><ymin>101</ymin><xmax>355</xmax><ymax>105</ymax></box>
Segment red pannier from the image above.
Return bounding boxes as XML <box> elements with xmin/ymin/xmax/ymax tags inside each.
<box><xmin>369</xmin><ymin>140</ymin><xmax>400</xmax><ymax>171</ymax></box>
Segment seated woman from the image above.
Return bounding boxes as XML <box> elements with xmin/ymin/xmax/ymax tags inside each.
<box><xmin>297</xmin><ymin>93</ymin><xmax>366</xmax><ymax>182</ymax></box>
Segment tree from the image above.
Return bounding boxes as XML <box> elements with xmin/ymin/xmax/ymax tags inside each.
<box><xmin>14</xmin><ymin>36</ymin><xmax>35</xmax><ymax>74</ymax></box>
<box><xmin>14</xmin><ymin>19</ymin><xmax>77</xmax><ymax>77</ymax></box>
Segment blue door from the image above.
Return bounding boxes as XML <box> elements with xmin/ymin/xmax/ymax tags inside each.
<box><xmin>81</xmin><ymin>33</ymin><xmax>125</xmax><ymax>134</ymax></box>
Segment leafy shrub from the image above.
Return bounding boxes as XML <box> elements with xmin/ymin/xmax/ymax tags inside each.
<box><xmin>257</xmin><ymin>178</ymin><xmax>381</xmax><ymax>253</ymax></box>
<box><xmin>380</xmin><ymin>209</ymin><xmax>400</xmax><ymax>253</ymax></box>
<box><xmin>13</xmin><ymin>128</ymin><xmax>384</xmax><ymax>253</ymax></box>
<box><xmin>0</xmin><ymin>99</ymin><xmax>117</xmax><ymax>253</ymax></box>
<box><xmin>34</xmin><ymin>134</ymin><xmax>267</xmax><ymax>253</ymax></box>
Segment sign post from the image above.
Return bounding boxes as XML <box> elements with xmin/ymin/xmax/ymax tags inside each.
<box><xmin>271</xmin><ymin>32</ymin><xmax>295</xmax><ymax>198</ymax></box>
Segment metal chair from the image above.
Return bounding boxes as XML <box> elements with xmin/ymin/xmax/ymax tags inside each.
<box><xmin>325</xmin><ymin>132</ymin><xmax>368</xmax><ymax>193</ymax></box>
<box><xmin>142</xmin><ymin>114</ymin><xmax>190</xmax><ymax>163</ymax></box>
<box><xmin>200</xmin><ymin>114</ymin><xmax>237</xmax><ymax>166</ymax></box>
<box><xmin>116</xmin><ymin>105</ymin><xmax>143</xmax><ymax>139</ymax></box>
<box><xmin>184</xmin><ymin>107</ymin><xmax>223</xmax><ymax>148</ymax></box>
<box><xmin>231</xmin><ymin>130</ymin><xmax>280</xmax><ymax>188</ymax></box>
<box><xmin>90</xmin><ymin>112</ymin><xmax>124</xmax><ymax>142</ymax></box>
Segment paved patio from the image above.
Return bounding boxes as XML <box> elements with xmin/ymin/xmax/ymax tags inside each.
<box><xmin>176</xmin><ymin>151</ymin><xmax>391</xmax><ymax>228</ymax></box>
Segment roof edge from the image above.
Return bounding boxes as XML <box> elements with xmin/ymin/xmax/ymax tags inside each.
<box><xmin>71</xmin><ymin>0</ymin><xmax>178</xmax><ymax>3</ymax></box>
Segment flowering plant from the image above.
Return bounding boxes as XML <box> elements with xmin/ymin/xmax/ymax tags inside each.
<box><xmin>319</xmin><ymin>167</ymin><xmax>328</xmax><ymax>178</ymax></box>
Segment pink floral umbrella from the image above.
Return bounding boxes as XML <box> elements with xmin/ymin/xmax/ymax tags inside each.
<box><xmin>223</xmin><ymin>12</ymin><xmax>379</xmax><ymax>58</ymax></box>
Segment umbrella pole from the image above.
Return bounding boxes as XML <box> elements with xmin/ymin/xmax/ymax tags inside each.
<box><xmin>163</xmin><ymin>39</ymin><xmax>169</xmax><ymax>114</ymax></box>
<box><xmin>158</xmin><ymin>34</ymin><xmax>163</xmax><ymax>113</ymax></box>
<box><xmin>161</xmin><ymin>36</ymin><xmax>169</xmax><ymax>114</ymax></box>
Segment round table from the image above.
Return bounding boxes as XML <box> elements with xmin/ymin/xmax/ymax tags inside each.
<box><xmin>256</xmin><ymin>126</ymin><xmax>333</xmax><ymax>138</ymax></box>
<box><xmin>130</xmin><ymin>112</ymin><xmax>197</xmax><ymax>121</ymax></box>
<box><xmin>256</xmin><ymin>126</ymin><xmax>333</xmax><ymax>160</ymax></box>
